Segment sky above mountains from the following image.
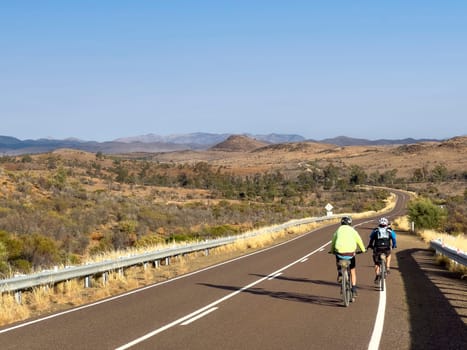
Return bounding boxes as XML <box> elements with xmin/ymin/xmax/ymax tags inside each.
<box><xmin>1</xmin><ymin>1</ymin><xmax>466</xmax><ymax>142</ymax></box>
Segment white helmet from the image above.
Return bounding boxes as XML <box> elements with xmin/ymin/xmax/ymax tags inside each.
<box><xmin>378</xmin><ymin>217</ymin><xmax>389</xmax><ymax>226</ymax></box>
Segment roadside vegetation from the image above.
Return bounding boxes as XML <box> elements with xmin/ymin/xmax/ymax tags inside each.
<box><xmin>0</xmin><ymin>147</ymin><xmax>465</xmax><ymax>326</ymax></box>
<box><xmin>0</xmin><ymin>151</ymin><xmax>465</xmax><ymax>276</ymax></box>
<box><xmin>0</xmin><ymin>152</ymin><xmax>394</xmax><ymax>276</ymax></box>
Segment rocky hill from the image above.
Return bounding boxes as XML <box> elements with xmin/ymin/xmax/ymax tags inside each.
<box><xmin>209</xmin><ymin>135</ymin><xmax>270</xmax><ymax>152</ymax></box>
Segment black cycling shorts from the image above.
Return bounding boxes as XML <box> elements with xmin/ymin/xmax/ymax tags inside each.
<box><xmin>335</xmin><ymin>255</ymin><xmax>356</xmax><ymax>269</ymax></box>
<box><xmin>372</xmin><ymin>247</ymin><xmax>391</xmax><ymax>265</ymax></box>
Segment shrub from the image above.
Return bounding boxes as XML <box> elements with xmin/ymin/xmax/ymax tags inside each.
<box><xmin>408</xmin><ymin>197</ymin><xmax>447</xmax><ymax>230</ymax></box>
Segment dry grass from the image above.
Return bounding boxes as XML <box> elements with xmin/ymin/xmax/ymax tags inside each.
<box><xmin>0</xmin><ymin>294</ymin><xmax>30</xmax><ymax>325</ymax></box>
<box><xmin>392</xmin><ymin>216</ymin><xmax>412</xmax><ymax>231</ymax></box>
<box><xmin>419</xmin><ymin>230</ymin><xmax>467</xmax><ymax>252</ymax></box>
<box><xmin>0</xmin><ymin>193</ymin><xmax>430</xmax><ymax>327</ymax></box>
<box><xmin>392</xmin><ymin>215</ymin><xmax>467</xmax><ymax>275</ymax></box>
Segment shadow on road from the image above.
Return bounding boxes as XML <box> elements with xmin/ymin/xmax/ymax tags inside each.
<box><xmin>250</xmin><ymin>273</ymin><xmax>377</xmax><ymax>293</ymax></box>
<box><xmin>397</xmin><ymin>248</ymin><xmax>467</xmax><ymax>349</ymax></box>
<box><xmin>198</xmin><ymin>282</ymin><xmax>343</xmax><ymax>307</ymax></box>
<box><xmin>249</xmin><ymin>273</ymin><xmax>336</xmax><ymax>287</ymax></box>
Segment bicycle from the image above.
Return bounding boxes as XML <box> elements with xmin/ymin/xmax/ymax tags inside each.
<box><xmin>335</xmin><ymin>251</ymin><xmax>363</xmax><ymax>307</ymax></box>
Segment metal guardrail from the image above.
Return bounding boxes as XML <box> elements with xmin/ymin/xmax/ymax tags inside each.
<box><xmin>0</xmin><ymin>214</ymin><xmax>341</xmax><ymax>295</ymax></box>
<box><xmin>430</xmin><ymin>239</ymin><xmax>467</xmax><ymax>267</ymax></box>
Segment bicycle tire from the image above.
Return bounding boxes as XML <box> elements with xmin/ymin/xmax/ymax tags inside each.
<box><xmin>342</xmin><ymin>267</ymin><xmax>351</xmax><ymax>307</ymax></box>
<box><xmin>379</xmin><ymin>256</ymin><xmax>386</xmax><ymax>292</ymax></box>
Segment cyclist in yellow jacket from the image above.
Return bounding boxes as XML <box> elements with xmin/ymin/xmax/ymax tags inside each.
<box><xmin>330</xmin><ymin>216</ymin><xmax>366</xmax><ymax>296</ymax></box>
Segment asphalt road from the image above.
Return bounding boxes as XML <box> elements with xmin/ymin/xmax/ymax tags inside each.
<box><xmin>1</xmin><ymin>191</ymin><xmax>465</xmax><ymax>349</ymax></box>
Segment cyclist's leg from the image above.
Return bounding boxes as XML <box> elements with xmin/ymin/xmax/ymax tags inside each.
<box><xmin>372</xmin><ymin>251</ymin><xmax>380</xmax><ymax>282</ymax></box>
<box><xmin>386</xmin><ymin>249</ymin><xmax>392</xmax><ymax>272</ymax></box>
<box><xmin>335</xmin><ymin>255</ymin><xmax>342</xmax><ymax>282</ymax></box>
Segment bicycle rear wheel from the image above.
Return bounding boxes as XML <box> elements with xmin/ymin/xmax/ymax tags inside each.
<box><xmin>342</xmin><ymin>269</ymin><xmax>351</xmax><ymax>307</ymax></box>
<box><xmin>379</xmin><ymin>258</ymin><xmax>386</xmax><ymax>292</ymax></box>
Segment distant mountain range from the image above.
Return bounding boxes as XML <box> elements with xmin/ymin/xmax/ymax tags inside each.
<box><xmin>0</xmin><ymin>133</ymin><xmax>443</xmax><ymax>155</ymax></box>
<box><xmin>114</xmin><ymin>133</ymin><xmax>306</xmax><ymax>145</ymax></box>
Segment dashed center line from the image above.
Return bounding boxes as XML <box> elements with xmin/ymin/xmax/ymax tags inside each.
<box><xmin>268</xmin><ymin>272</ymin><xmax>283</xmax><ymax>280</ymax></box>
<box><xmin>115</xmin><ymin>242</ymin><xmax>330</xmax><ymax>349</ymax></box>
<box><xmin>181</xmin><ymin>307</ymin><xmax>218</xmax><ymax>326</ymax></box>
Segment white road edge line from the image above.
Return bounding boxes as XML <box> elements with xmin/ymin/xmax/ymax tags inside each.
<box><xmin>114</xmin><ymin>242</ymin><xmax>331</xmax><ymax>350</ymax></box>
<box><xmin>368</xmin><ymin>286</ymin><xmax>386</xmax><ymax>350</ymax></box>
<box><xmin>180</xmin><ymin>307</ymin><xmax>218</xmax><ymax>326</ymax></box>
<box><xmin>355</xmin><ymin>219</ymin><xmax>386</xmax><ymax>350</ymax></box>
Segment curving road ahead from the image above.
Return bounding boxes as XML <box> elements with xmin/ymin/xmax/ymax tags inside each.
<box><xmin>1</xmin><ymin>191</ymin><xmax>465</xmax><ymax>349</ymax></box>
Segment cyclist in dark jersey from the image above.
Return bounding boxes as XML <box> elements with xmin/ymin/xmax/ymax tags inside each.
<box><xmin>367</xmin><ymin>217</ymin><xmax>397</xmax><ymax>283</ymax></box>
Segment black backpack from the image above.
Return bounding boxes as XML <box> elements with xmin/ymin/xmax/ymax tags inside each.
<box><xmin>375</xmin><ymin>227</ymin><xmax>390</xmax><ymax>247</ymax></box>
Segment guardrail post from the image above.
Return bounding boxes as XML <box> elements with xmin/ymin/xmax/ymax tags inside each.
<box><xmin>84</xmin><ymin>276</ymin><xmax>91</xmax><ymax>288</ymax></box>
<box><xmin>118</xmin><ymin>268</ymin><xmax>124</xmax><ymax>277</ymax></box>
<box><xmin>14</xmin><ymin>291</ymin><xmax>22</xmax><ymax>304</ymax></box>
<box><xmin>204</xmin><ymin>248</ymin><xmax>209</xmax><ymax>256</ymax></box>
<box><xmin>154</xmin><ymin>260</ymin><xmax>160</xmax><ymax>268</ymax></box>
<box><xmin>143</xmin><ymin>262</ymin><xmax>148</xmax><ymax>270</ymax></box>
<box><xmin>102</xmin><ymin>272</ymin><xmax>108</xmax><ymax>286</ymax></box>
<box><xmin>165</xmin><ymin>257</ymin><xmax>170</xmax><ymax>265</ymax></box>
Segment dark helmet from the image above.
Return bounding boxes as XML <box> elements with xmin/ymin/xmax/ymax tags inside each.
<box><xmin>341</xmin><ymin>216</ymin><xmax>352</xmax><ymax>225</ymax></box>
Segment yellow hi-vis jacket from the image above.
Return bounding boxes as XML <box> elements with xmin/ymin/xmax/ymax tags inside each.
<box><xmin>330</xmin><ymin>225</ymin><xmax>366</xmax><ymax>254</ymax></box>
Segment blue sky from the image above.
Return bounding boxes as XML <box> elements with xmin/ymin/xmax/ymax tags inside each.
<box><xmin>1</xmin><ymin>1</ymin><xmax>466</xmax><ymax>141</ymax></box>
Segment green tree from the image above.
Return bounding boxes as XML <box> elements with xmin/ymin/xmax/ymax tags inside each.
<box><xmin>0</xmin><ymin>241</ymin><xmax>8</xmax><ymax>275</ymax></box>
<box><xmin>114</xmin><ymin>163</ymin><xmax>129</xmax><ymax>183</ymax></box>
<box><xmin>323</xmin><ymin>163</ymin><xmax>338</xmax><ymax>190</ymax></box>
<box><xmin>408</xmin><ymin>197</ymin><xmax>447</xmax><ymax>230</ymax></box>
<box><xmin>431</xmin><ymin>164</ymin><xmax>448</xmax><ymax>182</ymax></box>
<box><xmin>380</xmin><ymin>169</ymin><xmax>398</xmax><ymax>185</ymax></box>
<box><xmin>349</xmin><ymin>165</ymin><xmax>367</xmax><ymax>185</ymax></box>
<box><xmin>50</xmin><ymin>166</ymin><xmax>68</xmax><ymax>189</ymax></box>
<box><xmin>412</xmin><ymin>167</ymin><xmax>428</xmax><ymax>182</ymax></box>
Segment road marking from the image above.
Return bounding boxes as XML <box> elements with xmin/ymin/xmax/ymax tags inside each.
<box><xmin>300</xmin><ymin>257</ymin><xmax>309</xmax><ymax>262</ymax></box>
<box><xmin>268</xmin><ymin>272</ymin><xmax>283</xmax><ymax>280</ymax></box>
<box><xmin>181</xmin><ymin>307</ymin><xmax>218</xmax><ymax>326</ymax></box>
<box><xmin>115</xmin><ymin>242</ymin><xmax>331</xmax><ymax>349</ymax></box>
<box><xmin>368</xmin><ymin>282</ymin><xmax>386</xmax><ymax>349</ymax></box>
<box><xmin>354</xmin><ymin>218</ymin><xmax>387</xmax><ymax>349</ymax></box>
